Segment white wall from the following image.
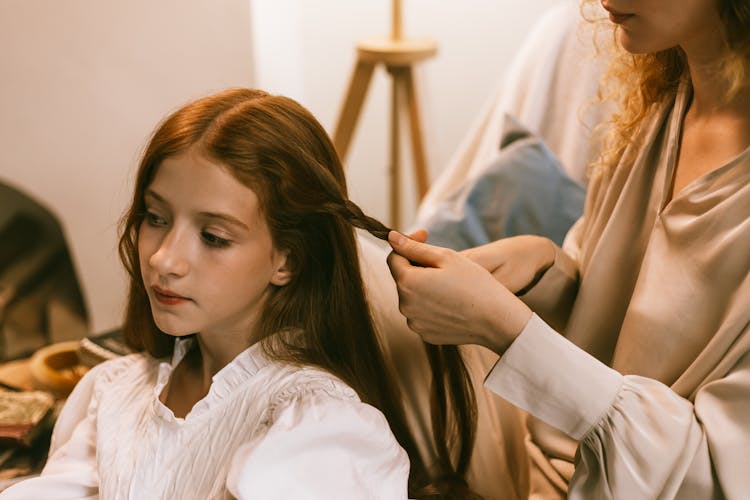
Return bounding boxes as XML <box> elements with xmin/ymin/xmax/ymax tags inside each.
<box><xmin>0</xmin><ymin>0</ymin><xmax>254</xmax><ymax>333</ymax></box>
<box><xmin>251</xmin><ymin>0</ymin><xmax>562</xmax><ymax>227</ymax></box>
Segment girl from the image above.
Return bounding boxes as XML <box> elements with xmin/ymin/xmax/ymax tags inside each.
<box><xmin>388</xmin><ymin>0</ymin><xmax>750</xmax><ymax>498</ymax></box>
<box><xmin>2</xmin><ymin>89</ymin><xmax>477</xmax><ymax>499</ymax></box>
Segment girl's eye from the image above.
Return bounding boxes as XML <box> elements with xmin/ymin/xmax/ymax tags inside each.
<box><xmin>145</xmin><ymin>211</ymin><xmax>167</xmax><ymax>227</ymax></box>
<box><xmin>201</xmin><ymin>231</ymin><xmax>231</xmax><ymax>248</ymax></box>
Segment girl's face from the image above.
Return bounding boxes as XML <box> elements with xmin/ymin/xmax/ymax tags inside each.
<box><xmin>601</xmin><ymin>0</ymin><xmax>722</xmax><ymax>56</ymax></box>
<box><xmin>138</xmin><ymin>148</ymin><xmax>290</xmax><ymax>344</ymax></box>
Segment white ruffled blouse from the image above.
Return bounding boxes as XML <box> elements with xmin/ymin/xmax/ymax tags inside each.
<box><xmin>1</xmin><ymin>339</ymin><xmax>410</xmax><ymax>499</ymax></box>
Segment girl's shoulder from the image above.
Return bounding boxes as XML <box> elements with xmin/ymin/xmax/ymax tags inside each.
<box><xmin>262</xmin><ymin>362</ymin><xmax>360</xmax><ymax>418</ymax></box>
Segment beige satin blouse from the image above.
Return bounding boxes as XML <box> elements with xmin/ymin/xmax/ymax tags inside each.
<box><xmin>485</xmin><ymin>81</ymin><xmax>750</xmax><ymax>499</ymax></box>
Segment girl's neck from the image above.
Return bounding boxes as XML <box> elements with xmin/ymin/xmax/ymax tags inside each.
<box><xmin>159</xmin><ymin>334</ymin><xmax>256</xmax><ymax>419</ymax></box>
<box><xmin>159</xmin><ymin>345</ymin><xmax>208</xmax><ymax>418</ymax></box>
<box><xmin>191</xmin><ymin>333</ymin><xmax>255</xmax><ymax>387</ymax></box>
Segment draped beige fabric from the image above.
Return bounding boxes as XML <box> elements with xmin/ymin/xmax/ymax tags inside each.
<box><xmin>491</xmin><ymin>81</ymin><xmax>750</xmax><ymax>498</ymax></box>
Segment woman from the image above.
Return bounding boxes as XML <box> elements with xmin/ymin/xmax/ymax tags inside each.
<box><xmin>387</xmin><ymin>0</ymin><xmax>750</xmax><ymax>498</ymax></box>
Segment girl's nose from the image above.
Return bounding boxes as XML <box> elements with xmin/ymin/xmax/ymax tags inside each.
<box><xmin>148</xmin><ymin>229</ymin><xmax>190</xmax><ymax>278</ymax></box>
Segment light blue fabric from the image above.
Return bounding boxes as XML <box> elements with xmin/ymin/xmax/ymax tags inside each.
<box><xmin>420</xmin><ymin>115</ymin><xmax>586</xmax><ymax>250</ymax></box>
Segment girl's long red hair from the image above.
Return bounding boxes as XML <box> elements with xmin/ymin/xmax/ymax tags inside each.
<box><xmin>118</xmin><ymin>88</ymin><xmax>479</xmax><ymax>498</ymax></box>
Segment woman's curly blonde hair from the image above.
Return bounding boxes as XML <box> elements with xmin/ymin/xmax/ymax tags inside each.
<box><xmin>582</xmin><ymin>0</ymin><xmax>750</xmax><ymax>174</ymax></box>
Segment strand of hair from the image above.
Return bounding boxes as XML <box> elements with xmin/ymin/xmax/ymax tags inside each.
<box><xmin>342</xmin><ymin>199</ymin><xmax>392</xmax><ymax>240</ymax></box>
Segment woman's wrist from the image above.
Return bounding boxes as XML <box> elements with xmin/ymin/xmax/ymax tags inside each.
<box><xmin>483</xmin><ymin>299</ymin><xmax>533</xmax><ymax>355</ymax></box>
<box><xmin>516</xmin><ymin>237</ymin><xmax>557</xmax><ymax>296</ymax></box>
<box><xmin>541</xmin><ymin>237</ymin><xmax>556</xmax><ymax>272</ymax></box>
<box><xmin>528</xmin><ymin>235</ymin><xmax>556</xmax><ymax>274</ymax></box>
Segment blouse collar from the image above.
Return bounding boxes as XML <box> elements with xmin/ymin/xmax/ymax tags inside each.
<box><xmin>153</xmin><ymin>337</ymin><xmax>271</xmax><ymax>422</ymax></box>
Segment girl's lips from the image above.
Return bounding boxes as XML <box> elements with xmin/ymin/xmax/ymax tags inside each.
<box><xmin>152</xmin><ymin>286</ymin><xmax>191</xmax><ymax>305</ymax></box>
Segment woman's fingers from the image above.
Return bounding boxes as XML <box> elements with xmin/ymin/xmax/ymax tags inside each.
<box><xmin>385</xmin><ymin>248</ymin><xmax>412</xmax><ymax>281</ymax></box>
<box><xmin>387</xmin><ymin>231</ymin><xmax>448</xmax><ymax>268</ymax></box>
<box><xmin>461</xmin><ymin>244</ymin><xmax>500</xmax><ymax>273</ymax></box>
<box><xmin>406</xmin><ymin>229</ymin><xmax>428</xmax><ymax>243</ymax></box>
<box><xmin>386</xmin><ymin>232</ymin><xmax>533</xmax><ymax>353</ymax></box>
<box><xmin>458</xmin><ymin>235</ymin><xmax>556</xmax><ymax>293</ymax></box>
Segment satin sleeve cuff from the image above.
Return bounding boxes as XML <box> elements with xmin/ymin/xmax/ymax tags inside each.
<box><xmin>484</xmin><ymin>313</ymin><xmax>623</xmax><ymax>440</ymax></box>
<box><xmin>519</xmin><ymin>246</ymin><xmax>579</xmax><ymax>332</ymax></box>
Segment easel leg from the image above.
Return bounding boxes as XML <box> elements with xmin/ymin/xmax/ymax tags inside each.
<box><xmin>389</xmin><ymin>68</ymin><xmax>402</xmax><ymax>229</ymax></box>
<box><xmin>333</xmin><ymin>60</ymin><xmax>375</xmax><ymax>162</ymax></box>
<box><xmin>403</xmin><ymin>66</ymin><xmax>430</xmax><ymax>199</ymax></box>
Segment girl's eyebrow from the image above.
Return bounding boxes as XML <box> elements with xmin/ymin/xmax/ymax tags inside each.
<box><xmin>144</xmin><ymin>189</ymin><xmax>167</xmax><ymax>203</ymax></box>
<box><xmin>198</xmin><ymin>212</ymin><xmax>250</xmax><ymax>231</ymax></box>
<box><xmin>145</xmin><ymin>188</ymin><xmax>250</xmax><ymax>231</ymax></box>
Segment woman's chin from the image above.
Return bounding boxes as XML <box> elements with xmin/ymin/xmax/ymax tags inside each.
<box><xmin>618</xmin><ymin>30</ymin><xmax>669</xmax><ymax>55</ymax></box>
<box><xmin>153</xmin><ymin>321</ymin><xmax>196</xmax><ymax>338</ymax></box>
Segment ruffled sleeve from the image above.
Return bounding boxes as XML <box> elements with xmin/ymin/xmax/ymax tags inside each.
<box><xmin>226</xmin><ymin>383</ymin><xmax>410</xmax><ymax>500</ymax></box>
<box><xmin>0</xmin><ymin>363</ymin><xmax>104</xmax><ymax>499</ymax></box>
<box><xmin>485</xmin><ymin>314</ymin><xmax>750</xmax><ymax>499</ymax></box>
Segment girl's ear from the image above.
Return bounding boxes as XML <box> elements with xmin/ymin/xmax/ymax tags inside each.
<box><xmin>270</xmin><ymin>250</ymin><xmax>292</xmax><ymax>286</ymax></box>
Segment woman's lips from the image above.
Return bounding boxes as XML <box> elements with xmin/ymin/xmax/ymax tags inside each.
<box><xmin>602</xmin><ymin>4</ymin><xmax>634</xmax><ymax>24</ymax></box>
<box><xmin>609</xmin><ymin>11</ymin><xmax>634</xmax><ymax>24</ymax></box>
<box><xmin>152</xmin><ymin>286</ymin><xmax>191</xmax><ymax>305</ymax></box>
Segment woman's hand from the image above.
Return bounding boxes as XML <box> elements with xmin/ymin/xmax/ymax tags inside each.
<box><xmin>461</xmin><ymin>235</ymin><xmax>556</xmax><ymax>294</ymax></box>
<box><xmin>386</xmin><ymin>231</ymin><xmax>532</xmax><ymax>355</ymax></box>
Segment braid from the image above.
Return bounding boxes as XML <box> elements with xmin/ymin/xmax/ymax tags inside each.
<box><xmin>313</xmin><ymin>196</ymin><xmax>391</xmax><ymax>240</ymax></box>
<box><xmin>341</xmin><ymin>199</ymin><xmax>392</xmax><ymax>240</ymax></box>
<box><xmin>307</xmin><ymin>161</ymin><xmax>392</xmax><ymax>240</ymax></box>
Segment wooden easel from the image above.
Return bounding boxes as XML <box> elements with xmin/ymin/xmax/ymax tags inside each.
<box><xmin>332</xmin><ymin>0</ymin><xmax>437</xmax><ymax>228</ymax></box>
